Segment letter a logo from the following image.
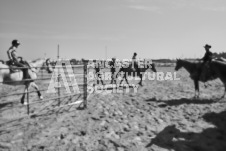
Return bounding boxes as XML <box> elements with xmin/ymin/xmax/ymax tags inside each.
<box><xmin>47</xmin><ymin>59</ymin><xmax>80</xmax><ymax>94</ymax></box>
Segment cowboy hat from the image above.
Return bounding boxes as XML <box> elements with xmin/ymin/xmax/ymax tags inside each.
<box><xmin>204</xmin><ymin>44</ymin><xmax>211</xmax><ymax>49</ymax></box>
<box><xmin>12</xmin><ymin>39</ymin><xmax>20</xmax><ymax>46</ymax></box>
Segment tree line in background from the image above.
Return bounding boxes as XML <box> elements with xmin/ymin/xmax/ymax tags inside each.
<box><xmin>49</xmin><ymin>52</ymin><xmax>226</xmax><ymax>67</ymax></box>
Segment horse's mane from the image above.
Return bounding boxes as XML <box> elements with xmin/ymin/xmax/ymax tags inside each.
<box><xmin>178</xmin><ymin>59</ymin><xmax>202</xmax><ymax>65</ymax></box>
<box><xmin>29</xmin><ymin>58</ymin><xmax>46</xmax><ymax>68</ymax></box>
<box><xmin>212</xmin><ymin>60</ymin><xmax>226</xmax><ymax>66</ymax></box>
<box><xmin>31</xmin><ymin>58</ymin><xmax>43</xmax><ymax>63</ymax></box>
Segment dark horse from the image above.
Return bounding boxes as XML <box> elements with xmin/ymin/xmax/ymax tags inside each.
<box><xmin>175</xmin><ymin>59</ymin><xmax>226</xmax><ymax>98</ymax></box>
<box><xmin>116</xmin><ymin>60</ymin><xmax>157</xmax><ymax>86</ymax></box>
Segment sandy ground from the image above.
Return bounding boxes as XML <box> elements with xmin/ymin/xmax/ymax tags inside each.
<box><xmin>0</xmin><ymin>67</ymin><xmax>226</xmax><ymax>151</ymax></box>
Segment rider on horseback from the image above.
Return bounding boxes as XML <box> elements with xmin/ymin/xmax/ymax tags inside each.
<box><xmin>7</xmin><ymin>40</ymin><xmax>30</xmax><ymax>79</ymax></box>
<box><xmin>198</xmin><ymin>44</ymin><xmax>213</xmax><ymax>81</ymax></box>
<box><xmin>93</xmin><ymin>59</ymin><xmax>104</xmax><ymax>85</ymax></box>
<box><xmin>202</xmin><ymin>44</ymin><xmax>213</xmax><ymax>63</ymax></box>
<box><xmin>132</xmin><ymin>52</ymin><xmax>140</xmax><ymax>73</ymax></box>
<box><xmin>110</xmin><ymin>57</ymin><xmax>116</xmax><ymax>84</ymax></box>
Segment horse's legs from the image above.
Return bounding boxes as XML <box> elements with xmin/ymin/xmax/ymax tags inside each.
<box><xmin>21</xmin><ymin>92</ymin><xmax>26</xmax><ymax>104</ymax></box>
<box><xmin>110</xmin><ymin>72</ymin><xmax>114</xmax><ymax>84</ymax></box>
<box><xmin>100</xmin><ymin>74</ymin><xmax>104</xmax><ymax>85</ymax></box>
<box><xmin>138</xmin><ymin>74</ymin><xmax>143</xmax><ymax>86</ymax></box>
<box><xmin>119</xmin><ymin>74</ymin><xmax>125</xmax><ymax>85</ymax></box>
<box><xmin>110</xmin><ymin>76</ymin><xmax>113</xmax><ymax>84</ymax></box>
<box><xmin>0</xmin><ymin>77</ymin><xmax>3</xmax><ymax>92</ymax></box>
<box><xmin>31</xmin><ymin>82</ymin><xmax>43</xmax><ymax>100</ymax></box>
<box><xmin>194</xmin><ymin>80</ymin><xmax>199</xmax><ymax>98</ymax></box>
<box><xmin>116</xmin><ymin>69</ymin><xmax>123</xmax><ymax>79</ymax></box>
<box><xmin>110</xmin><ymin>72</ymin><xmax>116</xmax><ymax>84</ymax></box>
<box><xmin>97</xmin><ymin>73</ymin><xmax>104</xmax><ymax>85</ymax></box>
<box><xmin>124</xmin><ymin>74</ymin><xmax>130</xmax><ymax>85</ymax></box>
<box><xmin>21</xmin><ymin>84</ymin><xmax>29</xmax><ymax>104</ymax></box>
<box><xmin>101</xmin><ymin>79</ymin><xmax>104</xmax><ymax>85</ymax></box>
<box><xmin>97</xmin><ymin>79</ymin><xmax>99</xmax><ymax>85</ymax></box>
<box><xmin>220</xmin><ymin>83</ymin><xmax>226</xmax><ymax>99</ymax></box>
<box><xmin>113</xmin><ymin>73</ymin><xmax>117</xmax><ymax>84</ymax></box>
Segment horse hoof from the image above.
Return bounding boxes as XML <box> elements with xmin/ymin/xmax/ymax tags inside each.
<box><xmin>40</xmin><ymin>96</ymin><xmax>44</xmax><ymax>100</ymax></box>
<box><xmin>193</xmin><ymin>96</ymin><xmax>199</xmax><ymax>99</ymax></box>
<box><xmin>220</xmin><ymin>96</ymin><xmax>225</xmax><ymax>100</ymax></box>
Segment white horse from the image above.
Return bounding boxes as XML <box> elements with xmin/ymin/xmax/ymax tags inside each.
<box><xmin>0</xmin><ymin>58</ymin><xmax>53</xmax><ymax>104</ymax></box>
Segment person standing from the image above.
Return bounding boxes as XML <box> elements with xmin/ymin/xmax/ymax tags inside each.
<box><xmin>110</xmin><ymin>57</ymin><xmax>116</xmax><ymax>84</ymax></box>
<box><xmin>132</xmin><ymin>52</ymin><xmax>140</xmax><ymax>73</ymax></box>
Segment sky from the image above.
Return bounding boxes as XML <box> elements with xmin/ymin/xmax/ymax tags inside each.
<box><xmin>0</xmin><ymin>0</ymin><xmax>226</xmax><ymax>61</ymax></box>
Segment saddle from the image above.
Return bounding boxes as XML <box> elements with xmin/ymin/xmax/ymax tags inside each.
<box><xmin>199</xmin><ymin>63</ymin><xmax>216</xmax><ymax>82</ymax></box>
<box><xmin>129</xmin><ymin>63</ymin><xmax>139</xmax><ymax>72</ymax></box>
<box><xmin>190</xmin><ymin>62</ymin><xmax>216</xmax><ymax>82</ymax></box>
<box><xmin>9</xmin><ymin>61</ymin><xmax>22</xmax><ymax>72</ymax></box>
<box><xmin>4</xmin><ymin>60</ymin><xmax>27</xmax><ymax>73</ymax></box>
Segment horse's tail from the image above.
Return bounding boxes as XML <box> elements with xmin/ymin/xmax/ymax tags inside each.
<box><xmin>116</xmin><ymin>68</ymin><xmax>123</xmax><ymax>78</ymax></box>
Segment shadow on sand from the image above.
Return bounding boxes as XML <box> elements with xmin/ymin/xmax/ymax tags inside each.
<box><xmin>146</xmin><ymin>110</ymin><xmax>226</xmax><ymax>151</ymax></box>
<box><xmin>0</xmin><ymin>102</ymin><xmax>13</xmax><ymax>111</ymax></box>
<box><xmin>145</xmin><ymin>97</ymin><xmax>219</xmax><ymax>107</ymax></box>
<box><xmin>0</xmin><ymin>95</ymin><xmax>86</xmax><ymax>137</ymax></box>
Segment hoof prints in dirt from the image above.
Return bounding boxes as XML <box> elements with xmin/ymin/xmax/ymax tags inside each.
<box><xmin>0</xmin><ymin>67</ymin><xmax>226</xmax><ymax>150</ymax></box>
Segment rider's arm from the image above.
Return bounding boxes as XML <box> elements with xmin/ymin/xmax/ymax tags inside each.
<box><xmin>11</xmin><ymin>50</ymin><xmax>19</xmax><ymax>61</ymax></box>
<box><xmin>7</xmin><ymin>48</ymin><xmax>12</xmax><ymax>60</ymax></box>
<box><xmin>209</xmin><ymin>51</ymin><xmax>213</xmax><ymax>59</ymax></box>
<box><xmin>201</xmin><ymin>53</ymin><xmax>207</xmax><ymax>61</ymax></box>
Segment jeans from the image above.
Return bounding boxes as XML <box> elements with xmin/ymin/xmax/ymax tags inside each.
<box><xmin>13</xmin><ymin>60</ymin><xmax>29</xmax><ymax>79</ymax></box>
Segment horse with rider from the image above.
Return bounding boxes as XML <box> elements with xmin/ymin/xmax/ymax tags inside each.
<box><xmin>6</xmin><ymin>39</ymin><xmax>32</xmax><ymax>80</ymax></box>
<box><xmin>175</xmin><ymin>44</ymin><xmax>226</xmax><ymax>98</ymax></box>
<box><xmin>0</xmin><ymin>40</ymin><xmax>53</xmax><ymax>104</ymax></box>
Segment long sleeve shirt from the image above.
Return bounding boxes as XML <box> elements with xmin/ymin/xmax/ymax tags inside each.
<box><xmin>202</xmin><ymin>50</ymin><xmax>213</xmax><ymax>62</ymax></box>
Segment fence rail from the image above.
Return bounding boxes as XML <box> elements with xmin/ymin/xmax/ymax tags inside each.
<box><xmin>0</xmin><ymin>61</ymin><xmax>89</xmax><ymax>116</ymax></box>
<box><xmin>0</xmin><ymin>64</ymin><xmax>86</xmax><ymax>69</ymax></box>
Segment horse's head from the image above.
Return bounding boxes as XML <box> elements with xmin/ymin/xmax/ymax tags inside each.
<box><xmin>45</xmin><ymin>58</ymin><xmax>53</xmax><ymax>73</ymax></box>
<box><xmin>175</xmin><ymin>59</ymin><xmax>183</xmax><ymax>71</ymax></box>
<box><xmin>24</xmin><ymin>58</ymin><xmax>53</xmax><ymax>74</ymax></box>
<box><xmin>143</xmin><ymin>59</ymin><xmax>157</xmax><ymax>72</ymax></box>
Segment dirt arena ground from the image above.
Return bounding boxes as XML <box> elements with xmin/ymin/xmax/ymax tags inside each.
<box><xmin>0</xmin><ymin>66</ymin><xmax>226</xmax><ymax>151</ymax></box>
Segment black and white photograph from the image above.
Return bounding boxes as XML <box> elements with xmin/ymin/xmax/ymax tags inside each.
<box><xmin>0</xmin><ymin>0</ymin><xmax>226</xmax><ymax>150</ymax></box>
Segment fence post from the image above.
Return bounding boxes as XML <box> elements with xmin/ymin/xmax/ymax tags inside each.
<box><xmin>27</xmin><ymin>90</ymin><xmax>30</xmax><ymax>115</ymax></box>
<box><xmin>83</xmin><ymin>60</ymin><xmax>88</xmax><ymax>108</ymax></box>
<box><xmin>57</xmin><ymin>45</ymin><xmax>60</xmax><ymax>106</ymax></box>
<box><xmin>57</xmin><ymin>65</ymin><xmax>61</xmax><ymax>106</ymax></box>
